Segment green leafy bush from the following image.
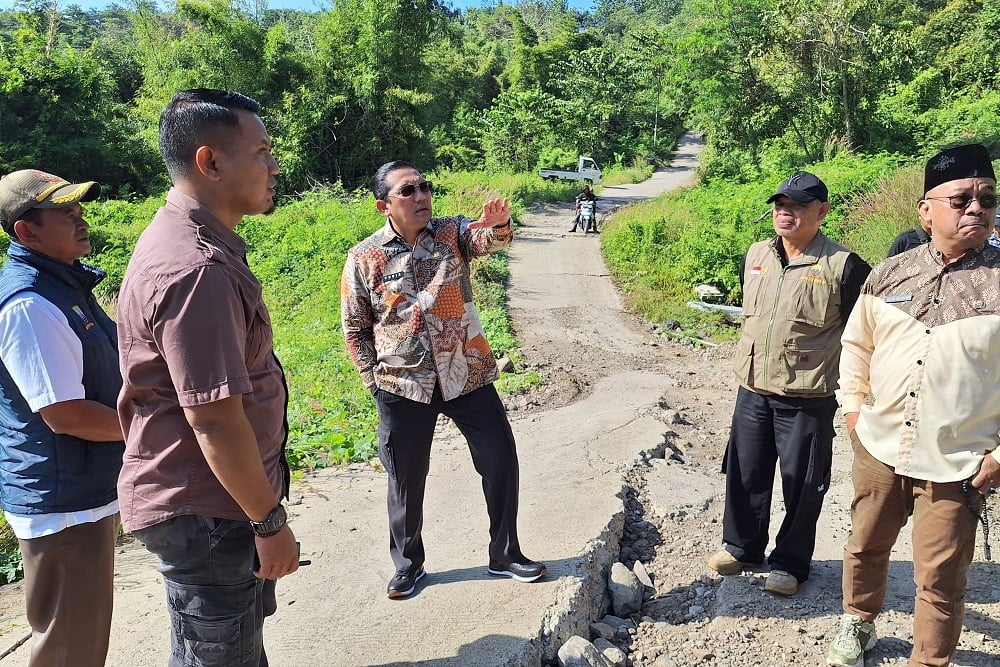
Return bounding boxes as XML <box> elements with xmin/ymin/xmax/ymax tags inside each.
<box><xmin>0</xmin><ymin>516</ymin><xmax>21</xmax><ymax>585</ymax></box>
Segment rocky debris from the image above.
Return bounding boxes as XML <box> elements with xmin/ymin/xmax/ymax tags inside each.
<box><xmin>633</xmin><ymin>560</ymin><xmax>654</xmax><ymax>590</ymax></box>
<box><xmin>608</xmin><ymin>562</ymin><xmax>643</xmax><ymax>617</ymax></box>
<box><xmin>593</xmin><ymin>638</ymin><xmax>627</xmax><ymax>666</ymax></box>
<box><xmin>497</xmin><ymin>355</ymin><xmax>516</xmax><ymax>372</ymax></box>
<box><xmin>588</xmin><ymin>622</ymin><xmax>616</xmax><ymax>641</ymax></box>
<box><xmin>541</xmin><ymin>338</ymin><xmax>1000</xmax><ymax>667</ymax></box>
<box><xmin>557</xmin><ymin>635</ymin><xmax>611</xmax><ymax>667</ymax></box>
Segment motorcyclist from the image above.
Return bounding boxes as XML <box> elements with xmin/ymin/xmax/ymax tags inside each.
<box><xmin>569</xmin><ymin>185</ymin><xmax>598</xmax><ymax>233</ymax></box>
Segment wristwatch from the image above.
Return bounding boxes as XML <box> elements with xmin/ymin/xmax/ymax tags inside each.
<box><xmin>250</xmin><ymin>503</ymin><xmax>287</xmax><ymax>537</ymax></box>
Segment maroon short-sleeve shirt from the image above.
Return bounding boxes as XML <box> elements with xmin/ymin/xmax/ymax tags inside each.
<box><xmin>116</xmin><ymin>188</ymin><xmax>288</xmax><ymax>532</ymax></box>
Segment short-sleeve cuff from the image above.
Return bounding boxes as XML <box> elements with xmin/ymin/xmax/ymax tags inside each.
<box><xmin>176</xmin><ymin>377</ymin><xmax>253</xmax><ymax>408</ymax></box>
<box><xmin>27</xmin><ymin>388</ymin><xmax>87</xmax><ymax>413</ymax></box>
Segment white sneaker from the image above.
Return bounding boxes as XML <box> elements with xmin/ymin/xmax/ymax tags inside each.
<box><xmin>826</xmin><ymin>613</ymin><xmax>877</xmax><ymax>667</ymax></box>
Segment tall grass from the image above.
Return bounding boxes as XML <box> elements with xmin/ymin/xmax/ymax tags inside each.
<box><xmin>600</xmin><ymin>151</ymin><xmax>915</xmax><ymax>333</ymax></box>
<box><xmin>839</xmin><ymin>166</ymin><xmax>924</xmax><ymax>266</ymax></box>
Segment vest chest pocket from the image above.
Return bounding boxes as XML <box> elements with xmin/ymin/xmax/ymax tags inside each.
<box><xmin>787</xmin><ymin>272</ymin><xmax>836</xmax><ymax>327</ymax></box>
<box><xmin>742</xmin><ymin>275</ymin><xmax>766</xmax><ymax>317</ymax></box>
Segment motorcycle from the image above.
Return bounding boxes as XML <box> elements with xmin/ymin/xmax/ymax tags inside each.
<box><xmin>578</xmin><ymin>199</ymin><xmax>597</xmax><ymax>234</ymax></box>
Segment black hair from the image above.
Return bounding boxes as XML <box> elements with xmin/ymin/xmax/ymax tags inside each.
<box><xmin>158</xmin><ymin>89</ymin><xmax>262</xmax><ymax>181</ymax></box>
<box><xmin>21</xmin><ymin>208</ymin><xmax>44</xmax><ymax>224</ymax></box>
<box><xmin>6</xmin><ymin>207</ymin><xmax>44</xmax><ymax>241</ymax></box>
<box><xmin>373</xmin><ymin>160</ymin><xmax>418</xmax><ymax>201</ymax></box>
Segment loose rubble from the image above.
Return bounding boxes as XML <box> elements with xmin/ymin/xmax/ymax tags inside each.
<box><xmin>545</xmin><ymin>337</ymin><xmax>1000</xmax><ymax>667</ymax></box>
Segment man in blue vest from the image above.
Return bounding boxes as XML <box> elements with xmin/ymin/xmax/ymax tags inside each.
<box><xmin>0</xmin><ymin>169</ymin><xmax>124</xmax><ymax>667</ymax></box>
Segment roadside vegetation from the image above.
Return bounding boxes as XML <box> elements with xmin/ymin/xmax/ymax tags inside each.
<box><xmin>600</xmin><ymin>152</ymin><xmax>922</xmax><ymax>338</ymax></box>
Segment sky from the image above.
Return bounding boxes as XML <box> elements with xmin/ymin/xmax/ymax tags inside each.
<box><xmin>0</xmin><ymin>0</ymin><xmax>595</xmax><ymax>12</ymax></box>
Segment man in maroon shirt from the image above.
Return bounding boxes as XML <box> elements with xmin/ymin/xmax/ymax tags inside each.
<box><xmin>117</xmin><ymin>89</ymin><xmax>299</xmax><ymax>666</ymax></box>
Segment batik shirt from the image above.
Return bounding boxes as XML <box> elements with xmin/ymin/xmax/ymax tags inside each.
<box><xmin>838</xmin><ymin>243</ymin><xmax>1000</xmax><ymax>483</ymax></box>
<box><xmin>341</xmin><ymin>216</ymin><xmax>512</xmax><ymax>403</ymax></box>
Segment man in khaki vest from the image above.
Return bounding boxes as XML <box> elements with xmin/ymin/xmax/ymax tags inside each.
<box><xmin>707</xmin><ymin>171</ymin><xmax>871</xmax><ymax>596</ymax></box>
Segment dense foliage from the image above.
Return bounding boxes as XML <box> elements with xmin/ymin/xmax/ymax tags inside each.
<box><xmin>0</xmin><ymin>0</ymin><xmax>683</xmax><ymax>195</ymax></box>
<box><xmin>3</xmin><ymin>0</ymin><xmax>995</xmax><ymax>192</ymax></box>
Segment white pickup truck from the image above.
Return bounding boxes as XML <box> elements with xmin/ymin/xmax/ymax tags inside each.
<box><xmin>538</xmin><ymin>156</ymin><xmax>602</xmax><ymax>184</ymax></box>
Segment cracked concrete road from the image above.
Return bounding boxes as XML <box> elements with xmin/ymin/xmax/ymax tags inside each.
<box><xmin>0</xmin><ymin>135</ymin><xmax>706</xmax><ymax>666</ymax></box>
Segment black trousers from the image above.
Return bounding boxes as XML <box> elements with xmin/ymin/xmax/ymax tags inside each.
<box><xmin>721</xmin><ymin>386</ymin><xmax>836</xmax><ymax>582</ymax></box>
<box><xmin>374</xmin><ymin>383</ymin><xmax>522</xmax><ymax>573</ymax></box>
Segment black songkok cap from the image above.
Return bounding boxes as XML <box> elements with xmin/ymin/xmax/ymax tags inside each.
<box><xmin>923</xmin><ymin>143</ymin><xmax>996</xmax><ymax>195</ymax></box>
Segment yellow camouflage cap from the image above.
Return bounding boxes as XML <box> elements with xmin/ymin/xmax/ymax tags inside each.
<box><xmin>0</xmin><ymin>169</ymin><xmax>101</xmax><ymax>233</ymax></box>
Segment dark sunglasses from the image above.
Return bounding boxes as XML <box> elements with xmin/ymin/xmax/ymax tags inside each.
<box><xmin>925</xmin><ymin>194</ymin><xmax>998</xmax><ymax>210</ymax></box>
<box><xmin>389</xmin><ymin>181</ymin><xmax>433</xmax><ymax>199</ymax></box>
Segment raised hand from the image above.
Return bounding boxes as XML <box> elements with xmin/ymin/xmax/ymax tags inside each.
<box><xmin>468</xmin><ymin>197</ymin><xmax>511</xmax><ymax>229</ymax></box>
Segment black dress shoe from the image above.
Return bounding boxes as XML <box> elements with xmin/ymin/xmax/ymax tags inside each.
<box><xmin>387</xmin><ymin>565</ymin><xmax>426</xmax><ymax>599</ymax></box>
<box><xmin>487</xmin><ymin>558</ymin><xmax>547</xmax><ymax>583</ymax></box>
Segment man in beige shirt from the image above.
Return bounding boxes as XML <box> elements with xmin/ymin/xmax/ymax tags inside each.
<box><xmin>828</xmin><ymin>143</ymin><xmax>1000</xmax><ymax>667</ymax></box>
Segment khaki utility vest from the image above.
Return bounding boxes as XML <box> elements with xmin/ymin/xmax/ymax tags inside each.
<box><xmin>734</xmin><ymin>233</ymin><xmax>852</xmax><ymax>397</ymax></box>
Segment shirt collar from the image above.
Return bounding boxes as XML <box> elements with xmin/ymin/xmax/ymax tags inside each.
<box><xmin>377</xmin><ymin>218</ymin><xmax>435</xmax><ymax>247</ymax></box>
<box><xmin>929</xmin><ymin>240</ymin><xmax>989</xmax><ymax>268</ymax></box>
<box><xmin>165</xmin><ymin>188</ymin><xmax>248</xmax><ymax>258</ymax></box>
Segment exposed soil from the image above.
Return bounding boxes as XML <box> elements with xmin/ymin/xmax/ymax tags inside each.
<box><xmin>505</xmin><ymin>136</ymin><xmax>1000</xmax><ymax>667</ymax></box>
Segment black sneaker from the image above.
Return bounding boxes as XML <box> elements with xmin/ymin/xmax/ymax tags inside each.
<box><xmin>387</xmin><ymin>566</ymin><xmax>426</xmax><ymax>599</ymax></box>
<box><xmin>487</xmin><ymin>558</ymin><xmax>547</xmax><ymax>583</ymax></box>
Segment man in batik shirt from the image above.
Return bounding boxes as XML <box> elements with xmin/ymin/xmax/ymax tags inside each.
<box><xmin>341</xmin><ymin>160</ymin><xmax>546</xmax><ymax>599</ymax></box>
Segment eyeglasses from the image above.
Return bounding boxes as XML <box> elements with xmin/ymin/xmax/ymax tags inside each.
<box><xmin>388</xmin><ymin>181</ymin><xmax>433</xmax><ymax>199</ymax></box>
<box><xmin>924</xmin><ymin>194</ymin><xmax>998</xmax><ymax>210</ymax></box>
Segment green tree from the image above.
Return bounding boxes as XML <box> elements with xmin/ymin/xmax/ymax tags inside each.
<box><xmin>0</xmin><ymin>2</ymin><xmax>152</xmax><ymax>193</ymax></box>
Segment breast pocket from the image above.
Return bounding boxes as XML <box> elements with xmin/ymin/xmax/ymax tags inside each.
<box><xmin>742</xmin><ymin>275</ymin><xmax>765</xmax><ymax>317</ymax></box>
<box><xmin>246</xmin><ymin>302</ymin><xmax>274</xmax><ymax>368</ymax></box>
<box><xmin>787</xmin><ymin>274</ymin><xmax>835</xmax><ymax>328</ymax></box>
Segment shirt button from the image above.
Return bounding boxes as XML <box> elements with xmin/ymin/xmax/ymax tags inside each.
<box><xmin>909</xmin><ymin>391</ymin><xmax>916</xmax><ymax>397</ymax></box>
<box><xmin>933</xmin><ymin>299</ymin><xmax>941</xmax><ymax>305</ymax></box>
<box><xmin>925</xmin><ymin>329</ymin><xmax>931</xmax><ymax>334</ymax></box>
<box><xmin>916</xmin><ymin>360</ymin><xmax>923</xmax><ymax>365</ymax></box>
<box><xmin>905</xmin><ymin>421</ymin><xmax>912</xmax><ymax>427</ymax></box>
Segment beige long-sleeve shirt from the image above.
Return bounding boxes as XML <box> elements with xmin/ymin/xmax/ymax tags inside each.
<box><xmin>837</xmin><ymin>243</ymin><xmax>1000</xmax><ymax>482</ymax></box>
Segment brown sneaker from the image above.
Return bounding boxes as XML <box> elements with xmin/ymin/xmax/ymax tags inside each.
<box><xmin>707</xmin><ymin>549</ymin><xmax>750</xmax><ymax>575</ymax></box>
<box><xmin>764</xmin><ymin>569</ymin><xmax>798</xmax><ymax>596</ymax></box>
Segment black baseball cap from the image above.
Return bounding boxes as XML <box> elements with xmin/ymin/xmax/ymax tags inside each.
<box><xmin>766</xmin><ymin>171</ymin><xmax>829</xmax><ymax>204</ymax></box>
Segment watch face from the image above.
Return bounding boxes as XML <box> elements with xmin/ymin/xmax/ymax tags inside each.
<box><xmin>254</xmin><ymin>504</ymin><xmax>287</xmax><ymax>534</ymax></box>
<box><xmin>272</xmin><ymin>504</ymin><xmax>287</xmax><ymax>526</ymax></box>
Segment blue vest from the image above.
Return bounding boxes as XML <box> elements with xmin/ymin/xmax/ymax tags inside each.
<box><xmin>0</xmin><ymin>243</ymin><xmax>124</xmax><ymax>514</ymax></box>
